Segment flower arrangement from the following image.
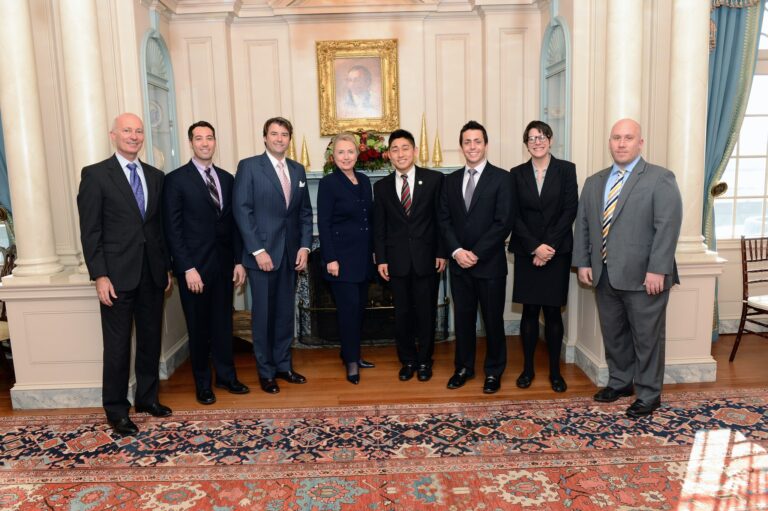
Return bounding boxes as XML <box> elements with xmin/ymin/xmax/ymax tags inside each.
<box><xmin>323</xmin><ymin>131</ymin><xmax>391</xmax><ymax>174</ymax></box>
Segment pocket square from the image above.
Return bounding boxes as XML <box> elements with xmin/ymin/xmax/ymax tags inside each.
<box><xmin>299</xmin><ymin>181</ymin><xmax>306</xmax><ymax>188</ymax></box>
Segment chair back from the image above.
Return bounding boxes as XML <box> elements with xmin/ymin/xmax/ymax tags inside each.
<box><xmin>741</xmin><ymin>236</ymin><xmax>768</xmax><ymax>301</ymax></box>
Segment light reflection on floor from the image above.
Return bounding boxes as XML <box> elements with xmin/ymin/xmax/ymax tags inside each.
<box><xmin>679</xmin><ymin>428</ymin><xmax>767</xmax><ymax>510</ymax></box>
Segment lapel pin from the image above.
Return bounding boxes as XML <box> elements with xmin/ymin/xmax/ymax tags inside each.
<box><xmin>418</xmin><ymin>180</ymin><xmax>423</xmax><ymax>185</ymax></box>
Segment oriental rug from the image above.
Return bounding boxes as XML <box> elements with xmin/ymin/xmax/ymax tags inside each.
<box><xmin>1</xmin><ymin>388</ymin><xmax>767</xmax><ymax>510</ymax></box>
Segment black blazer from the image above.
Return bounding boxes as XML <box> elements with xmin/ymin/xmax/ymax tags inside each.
<box><xmin>373</xmin><ymin>166</ymin><xmax>446</xmax><ymax>277</ymax></box>
<box><xmin>438</xmin><ymin>163</ymin><xmax>513</xmax><ymax>278</ymax></box>
<box><xmin>317</xmin><ymin>169</ymin><xmax>374</xmax><ymax>283</ymax></box>
<box><xmin>507</xmin><ymin>156</ymin><xmax>578</xmax><ymax>256</ymax></box>
<box><xmin>78</xmin><ymin>154</ymin><xmax>169</xmax><ymax>290</ymax></box>
<box><xmin>162</xmin><ymin>161</ymin><xmax>243</xmax><ymax>281</ymax></box>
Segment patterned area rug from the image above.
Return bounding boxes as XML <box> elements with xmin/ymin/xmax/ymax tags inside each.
<box><xmin>1</xmin><ymin>388</ymin><xmax>767</xmax><ymax>510</ymax></box>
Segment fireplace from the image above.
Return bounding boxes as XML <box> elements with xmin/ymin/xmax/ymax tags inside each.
<box><xmin>297</xmin><ymin>248</ymin><xmax>449</xmax><ymax>346</ymax></box>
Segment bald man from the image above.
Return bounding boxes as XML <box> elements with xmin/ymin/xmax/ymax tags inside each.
<box><xmin>78</xmin><ymin>113</ymin><xmax>173</xmax><ymax>436</ymax></box>
<box><xmin>572</xmin><ymin>118</ymin><xmax>682</xmax><ymax>418</ymax></box>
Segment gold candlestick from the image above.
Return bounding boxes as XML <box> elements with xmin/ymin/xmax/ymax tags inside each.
<box><xmin>432</xmin><ymin>133</ymin><xmax>443</xmax><ymax>168</ymax></box>
<box><xmin>419</xmin><ymin>114</ymin><xmax>429</xmax><ymax>167</ymax></box>
<box><xmin>287</xmin><ymin>136</ymin><xmax>297</xmax><ymax>161</ymax></box>
<box><xmin>300</xmin><ymin>136</ymin><xmax>311</xmax><ymax>170</ymax></box>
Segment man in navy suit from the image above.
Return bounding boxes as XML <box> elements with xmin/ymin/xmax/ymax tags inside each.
<box><xmin>78</xmin><ymin>113</ymin><xmax>173</xmax><ymax>436</ymax></box>
<box><xmin>439</xmin><ymin>121</ymin><xmax>513</xmax><ymax>394</ymax></box>
<box><xmin>233</xmin><ymin>117</ymin><xmax>313</xmax><ymax>394</ymax></box>
<box><xmin>163</xmin><ymin>121</ymin><xmax>250</xmax><ymax>405</ymax></box>
<box><xmin>374</xmin><ymin>129</ymin><xmax>447</xmax><ymax>382</ymax></box>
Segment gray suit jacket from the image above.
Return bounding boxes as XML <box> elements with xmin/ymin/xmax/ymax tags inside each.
<box><xmin>572</xmin><ymin>157</ymin><xmax>682</xmax><ymax>291</ymax></box>
<box><xmin>232</xmin><ymin>152</ymin><xmax>313</xmax><ymax>271</ymax></box>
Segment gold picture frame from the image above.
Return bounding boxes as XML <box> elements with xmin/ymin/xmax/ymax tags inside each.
<box><xmin>316</xmin><ymin>39</ymin><xmax>400</xmax><ymax>135</ymax></box>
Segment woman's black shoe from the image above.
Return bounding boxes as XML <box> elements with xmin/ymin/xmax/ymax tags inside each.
<box><xmin>346</xmin><ymin>362</ymin><xmax>360</xmax><ymax>385</ymax></box>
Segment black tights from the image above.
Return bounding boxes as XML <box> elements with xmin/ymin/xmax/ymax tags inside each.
<box><xmin>520</xmin><ymin>303</ymin><xmax>563</xmax><ymax>378</ymax></box>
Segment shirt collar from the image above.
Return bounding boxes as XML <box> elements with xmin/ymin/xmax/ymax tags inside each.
<box><xmin>191</xmin><ymin>158</ymin><xmax>213</xmax><ymax>172</ymax></box>
<box><xmin>397</xmin><ymin>165</ymin><xmax>415</xmax><ymax>178</ymax></box>
<box><xmin>612</xmin><ymin>155</ymin><xmax>641</xmax><ymax>175</ymax></box>
<box><xmin>466</xmin><ymin>159</ymin><xmax>487</xmax><ymax>174</ymax></box>
<box><xmin>115</xmin><ymin>152</ymin><xmax>140</xmax><ymax>171</ymax></box>
<box><xmin>266</xmin><ymin>151</ymin><xmax>286</xmax><ymax>170</ymax></box>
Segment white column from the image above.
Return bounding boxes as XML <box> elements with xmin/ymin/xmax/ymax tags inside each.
<box><xmin>604</xmin><ymin>0</ymin><xmax>644</xmax><ymax>125</ymax></box>
<box><xmin>59</xmin><ymin>0</ymin><xmax>111</xmax><ymax>274</ymax></box>
<box><xmin>667</xmin><ymin>0</ymin><xmax>711</xmax><ymax>255</ymax></box>
<box><xmin>0</xmin><ymin>1</ymin><xmax>63</xmax><ymax>278</ymax></box>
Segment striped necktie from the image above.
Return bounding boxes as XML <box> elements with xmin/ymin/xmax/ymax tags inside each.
<box><xmin>601</xmin><ymin>168</ymin><xmax>627</xmax><ymax>263</ymax></box>
<box><xmin>400</xmin><ymin>174</ymin><xmax>411</xmax><ymax>215</ymax></box>
<box><xmin>204</xmin><ymin>168</ymin><xmax>221</xmax><ymax>212</ymax></box>
<box><xmin>277</xmin><ymin>160</ymin><xmax>291</xmax><ymax>208</ymax></box>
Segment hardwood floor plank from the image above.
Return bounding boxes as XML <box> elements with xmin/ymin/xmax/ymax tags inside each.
<box><xmin>0</xmin><ymin>334</ymin><xmax>764</xmax><ymax>416</ymax></box>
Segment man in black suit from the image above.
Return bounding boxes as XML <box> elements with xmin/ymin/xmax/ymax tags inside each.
<box><xmin>374</xmin><ymin>129</ymin><xmax>446</xmax><ymax>382</ymax></box>
<box><xmin>78</xmin><ymin>113</ymin><xmax>173</xmax><ymax>436</ymax></box>
<box><xmin>438</xmin><ymin>120</ymin><xmax>513</xmax><ymax>394</ymax></box>
<box><xmin>163</xmin><ymin>121</ymin><xmax>250</xmax><ymax>405</ymax></box>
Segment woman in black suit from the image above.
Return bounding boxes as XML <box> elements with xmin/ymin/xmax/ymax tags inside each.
<box><xmin>508</xmin><ymin>121</ymin><xmax>578</xmax><ymax>393</ymax></box>
<box><xmin>317</xmin><ymin>132</ymin><xmax>375</xmax><ymax>384</ymax></box>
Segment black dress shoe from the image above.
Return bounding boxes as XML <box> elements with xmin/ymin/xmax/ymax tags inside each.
<box><xmin>215</xmin><ymin>379</ymin><xmax>250</xmax><ymax>394</ymax></box>
<box><xmin>345</xmin><ymin>362</ymin><xmax>360</xmax><ymax>385</ymax></box>
<box><xmin>275</xmin><ymin>370</ymin><xmax>307</xmax><ymax>384</ymax></box>
<box><xmin>108</xmin><ymin>417</ymin><xmax>138</xmax><ymax>436</ymax></box>
<box><xmin>626</xmin><ymin>398</ymin><xmax>661</xmax><ymax>418</ymax></box>
<box><xmin>399</xmin><ymin>363</ymin><xmax>416</xmax><ymax>381</ymax></box>
<box><xmin>358</xmin><ymin>359</ymin><xmax>376</xmax><ymax>369</ymax></box>
<box><xmin>259</xmin><ymin>378</ymin><xmax>280</xmax><ymax>394</ymax></box>
<box><xmin>593</xmin><ymin>385</ymin><xmax>634</xmax><ymax>403</ymax></box>
<box><xmin>446</xmin><ymin>368</ymin><xmax>474</xmax><ymax>389</ymax></box>
<box><xmin>135</xmin><ymin>403</ymin><xmax>173</xmax><ymax>417</ymax></box>
<box><xmin>483</xmin><ymin>375</ymin><xmax>501</xmax><ymax>394</ymax></box>
<box><xmin>196</xmin><ymin>388</ymin><xmax>216</xmax><ymax>405</ymax></box>
<box><xmin>516</xmin><ymin>373</ymin><xmax>534</xmax><ymax>389</ymax></box>
<box><xmin>550</xmin><ymin>376</ymin><xmax>567</xmax><ymax>393</ymax></box>
<box><xmin>417</xmin><ymin>364</ymin><xmax>432</xmax><ymax>382</ymax></box>
<box><xmin>346</xmin><ymin>373</ymin><xmax>360</xmax><ymax>385</ymax></box>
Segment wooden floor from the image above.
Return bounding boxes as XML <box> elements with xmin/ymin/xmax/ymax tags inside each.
<box><xmin>0</xmin><ymin>333</ymin><xmax>765</xmax><ymax>416</ymax></box>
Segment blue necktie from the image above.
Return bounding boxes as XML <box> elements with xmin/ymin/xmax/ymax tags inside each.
<box><xmin>127</xmin><ymin>163</ymin><xmax>145</xmax><ymax>218</ymax></box>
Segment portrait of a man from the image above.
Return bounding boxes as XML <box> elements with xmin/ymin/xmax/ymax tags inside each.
<box><xmin>334</xmin><ymin>57</ymin><xmax>383</xmax><ymax>119</ymax></box>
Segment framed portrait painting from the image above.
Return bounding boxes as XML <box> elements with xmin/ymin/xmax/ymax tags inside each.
<box><xmin>316</xmin><ymin>39</ymin><xmax>399</xmax><ymax>135</ymax></box>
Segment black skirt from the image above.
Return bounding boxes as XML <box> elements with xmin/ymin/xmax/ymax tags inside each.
<box><xmin>512</xmin><ymin>252</ymin><xmax>571</xmax><ymax>307</ymax></box>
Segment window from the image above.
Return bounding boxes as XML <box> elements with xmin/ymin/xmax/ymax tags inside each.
<box><xmin>541</xmin><ymin>17</ymin><xmax>570</xmax><ymax>159</ymax></box>
<box><xmin>715</xmin><ymin>5</ymin><xmax>768</xmax><ymax>239</ymax></box>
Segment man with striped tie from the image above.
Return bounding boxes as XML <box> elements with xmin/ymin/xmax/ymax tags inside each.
<box><xmin>373</xmin><ymin>129</ymin><xmax>447</xmax><ymax>382</ymax></box>
<box><xmin>572</xmin><ymin>118</ymin><xmax>682</xmax><ymax>418</ymax></box>
<box><xmin>163</xmin><ymin>121</ymin><xmax>249</xmax><ymax>405</ymax></box>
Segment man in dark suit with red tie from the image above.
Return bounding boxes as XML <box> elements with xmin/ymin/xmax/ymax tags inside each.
<box><xmin>374</xmin><ymin>129</ymin><xmax>447</xmax><ymax>382</ymax></box>
<box><xmin>78</xmin><ymin>113</ymin><xmax>173</xmax><ymax>436</ymax></box>
<box><xmin>438</xmin><ymin>120</ymin><xmax>513</xmax><ymax>394</ymax></box>
<box><xmin>163</xmin><ymin>121</ymin><xmax>249</xmax><ymax>406</ymax></box>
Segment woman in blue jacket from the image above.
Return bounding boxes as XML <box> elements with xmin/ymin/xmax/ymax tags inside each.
<box><xmin>317</xmin><ymin>133</ymin><xmax>375</xmax><ymax>384</ymax></box>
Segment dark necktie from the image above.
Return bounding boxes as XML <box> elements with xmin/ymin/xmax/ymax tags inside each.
<box><xmin>127</xmin><ymin>162</ymin><xmax>145</xmax><ymax>218</ymax></box>
<box><xmin>400</xmin><ymin>174</ymin><xmax>411</xmax><ymax>215</ymax></box>
<box><xmin>204</xmin><ymin>167</ymin><xmax>221</xmax><ymax>212</ymax></box>
<box><xmin>464</xmin><ymin>168</ymin><xmax>477</xmax><ymax>210</ymax></box>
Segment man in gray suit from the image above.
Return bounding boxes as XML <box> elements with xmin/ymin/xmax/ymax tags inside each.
<box><xmin>572</xmin><ymin>118</ymin><xmax>682</xmax><ymax>418</ymax></box>
<box><xmin>233</xmin><ymin>117</ymin><xmax>313</xmax><ymax>394</ymax></box>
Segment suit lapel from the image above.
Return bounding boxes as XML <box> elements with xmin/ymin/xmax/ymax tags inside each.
<box><xmin>520</xmin><ymin>160</ymin><xmax>540</xmax><ymax>204</ymax></box>
<box><xmin>142</xmin><ymin>160</ymin><xmax>160</xmax><ymax>220</ymax></box>
<box><xmin>287</xmin><ymin>159</ymin><xmax>303</xmax><ymax>209</ymax></box>
<box><xmin>383</xmin><ymin>172</ymin><xmax>407</xmax><ymax>220</ymax></box>
<box><xmin>594</xmin><ymin>168</ymin><xmax>611</xmax><ymax>220</ymax></box>
<box><xmin>467</xmin><ymin>165</ymin><xmax>493</xmax><ymax>213</ymax></box>
<box><xmin>538</xmin><ymin>157</ymin><xmax>557</xmax><ymax>202</ymax></box>
<box><xmin>215</xmin><ymin>166</ymin><xmax>232</xmax><ymax>214</ymax></box>
<box><xmin>612</xmin><ymin>158</ymin><xmax>645</xmax><ymax>221</ymax></box>
<box><xmin>107</xmin><ymin>156</ymin><xmax>144</xmax><ymax>221</ymax></box>
<box><xmin>188</xmin><ymin>162</ymin><xmax>220</xmax><ymax>214</ymax></box>
<box><xmin>260</xmin><ymin>153</ymin><xmax>286</xmax><ymax>201</ymax></box>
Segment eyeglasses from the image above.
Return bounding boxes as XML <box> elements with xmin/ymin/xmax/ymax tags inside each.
<box><xmin>526</xmin><ymin>135</ymin><xmax>548</xmax><ymax>144</ymax></box>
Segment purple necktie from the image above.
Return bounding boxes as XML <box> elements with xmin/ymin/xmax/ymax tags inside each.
<box><xmin>127</xmin><ymin>162</ymin><xmax>145</xmax><ymax>218</ymax></box>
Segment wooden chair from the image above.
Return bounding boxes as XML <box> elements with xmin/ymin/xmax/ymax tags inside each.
<box><xmin>730</xmin><ymin>235</ymin><xmax>768</xmax><ymax>361</ymax></box>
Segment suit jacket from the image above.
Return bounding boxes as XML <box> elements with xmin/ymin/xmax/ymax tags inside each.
<box><xmin>317</xmin><ymin>169</ymin><xmax>373</xmax><ymax>283</ymax></box>
<box><xmin>78</xmin><ymin>154</ymin><xmax>169</xmax><ymax>290</ymax></box>
<box><xmin>232</xmin><ymin>152</ymin><xmax>313</xmax><ymax>271</ymax></box>
<box><xmin>373</xmin><ymin>166</ymin><xmax>446</xmax><ymax>277</ymax></box>
<box><xmin>572</xmin><ymin>157</ymin><xmax>682</xmax><ymax>291</ymax></box>
<box><xmin>162</xmin><ymin>161</ymin><xmax>243</xmax><ymax>281</ymax></box>
<box><xmin>438</xmin><ymin>163</ymin><xmax>513</xmax><ymax>278</ymax></box>
<box><xmin>508</xmin><ymin>156</ymin><xmax>578</xmax><ymax>256</ymax></box>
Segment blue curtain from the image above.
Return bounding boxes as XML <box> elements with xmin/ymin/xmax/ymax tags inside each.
<box><xmin>703</xmin><ymin>0</ymin><xmax>765</xmax><ymax>339</ymax></box>
<box><xmin>0</xmin><ymin>111</ymin><xmax>11</xmax><ymax>214</ymax></box>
